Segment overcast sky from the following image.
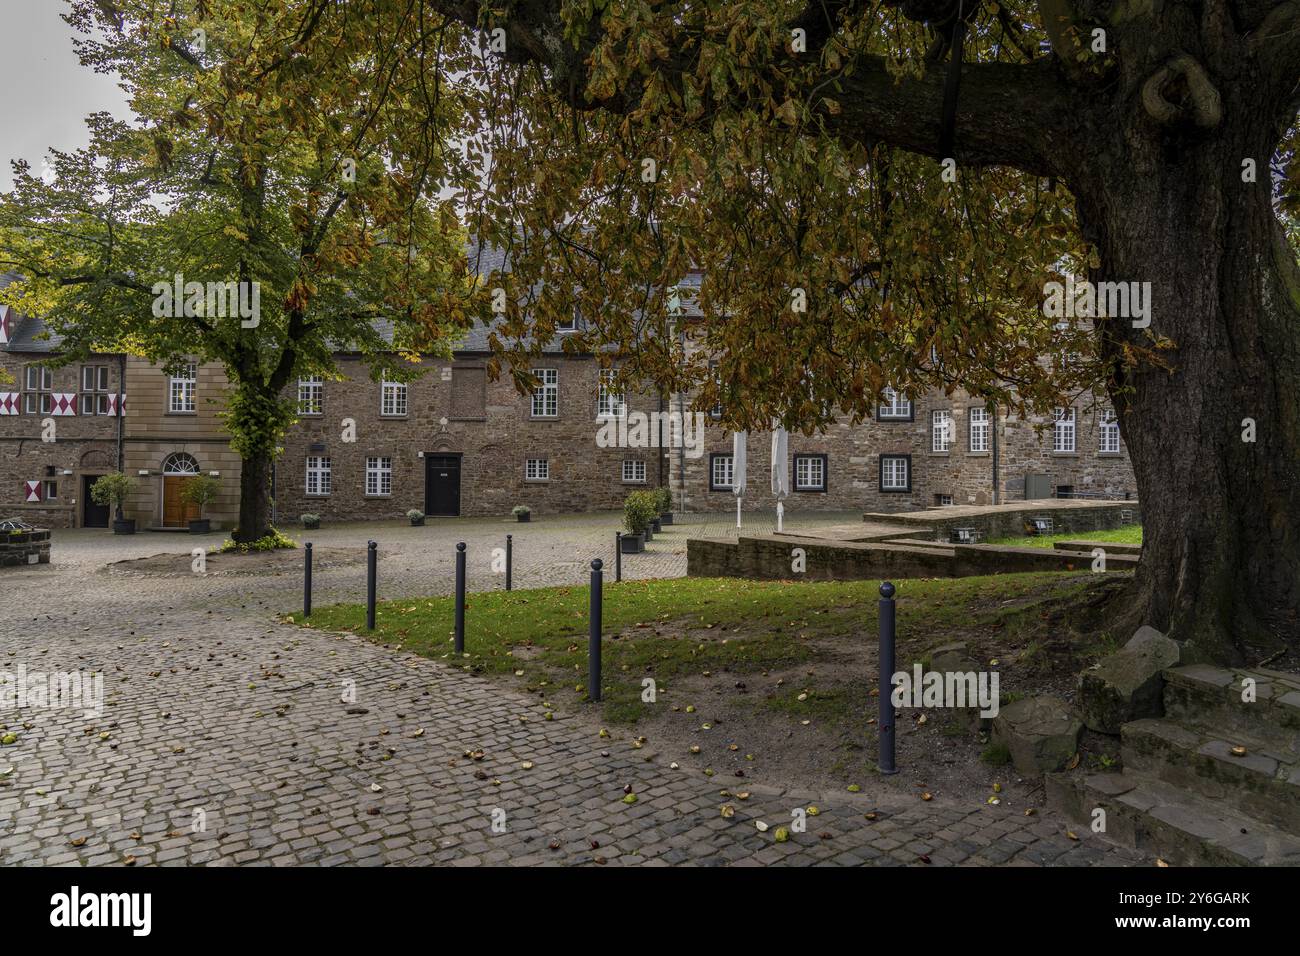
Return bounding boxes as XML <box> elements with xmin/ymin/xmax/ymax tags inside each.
<box><xmin>0</xmin><ymin>0</ymin><xmax>130</xmax><ymax>191</ymax></box>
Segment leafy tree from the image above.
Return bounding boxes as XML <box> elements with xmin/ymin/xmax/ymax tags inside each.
<box><xmin>408</xmin><ymin>0</ymin><xmax>1297</xmax><ymax>664</ymax></box>
<box><xmin>0</xmin><ymin>0</ymin><xmax>479</xmax><ymax>541</ymax></box>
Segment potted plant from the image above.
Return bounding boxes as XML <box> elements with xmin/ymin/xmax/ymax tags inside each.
<box><xmin>512</xmin><ymin>504</ymin><xmax>531</xmax><ymax>523</ymax></box>
<box><xmin>90</xmin><ymin>472</ymin><xmax>137</xmax><ymax>534</ymax></box>
<box><xmin>407</xmin><ymin>509</ymin><xmax>425</xmax><ymax>527</ymax></box>
<box><xmin>301</xmin><ymin>513</ymin><xmax>321</xmax><ymax>530</ymax></box>
<box><xmin>656</xmin><ymin>486</ymin><xmax>674</xmax><ymax>525</ymax></box>
<box><xmin>180</xmin><ymin>473</ymin><xmax>220</xmax><ymax>534</ymax></box>
<box><xmin>621</xmin><ymin>491</ymin><xmax>655</xmax><ymax>552</ymax></box>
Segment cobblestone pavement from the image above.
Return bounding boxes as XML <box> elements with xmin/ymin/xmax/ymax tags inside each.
<box><xmin>0</xmin><ymin>513</ymin><xmax>1150</xmax><ymax>866</ymax></box>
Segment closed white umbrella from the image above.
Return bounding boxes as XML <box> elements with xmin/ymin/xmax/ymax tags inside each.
<box><xmin>731</xmin><ymin>430</ymin><xmax>747</xmax><ymax>529</ymax></box>
<box><xmin>770</xmin><ymin>426</ymin><xmax>789</xmax><ymax>533</ymax></box>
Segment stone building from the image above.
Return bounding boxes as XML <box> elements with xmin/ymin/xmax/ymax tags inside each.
<box><xmin>0</xmin><ymin>270</ymin><xmax>1135</xmax><ymax>530</ymax></box>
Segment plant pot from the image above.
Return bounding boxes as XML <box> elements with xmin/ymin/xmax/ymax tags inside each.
<box><xmin>516</xmin><ymin>513</ymin><xmax>530</xmax><ymax>522</ymax></box>
<box><xmin>410</xmin><ymin>517</ymin><xmax>424</xmax><ymax>527</ymax></box>
<box><xmin>113</xmin><ymin>518</ymin><xmax>136</xmax><ymax>535</ymax></box>
<box><xmin>650</xmin><ymin>518</ymin><xmax>662</xmax><ymax>533</ymax></box>
<box><xmin>620</xmin><ymin>533</ymin><xmax>645</xmax><ymax>554</ymax></box>
<box><xmin>303</xmin><ymin>520</ymin><xmax>320</xmax><ymax>531</ymax></box>
<box><xmin>188</xmin><ymin>519</ymin><xmax>210</xmax><ymax>534</ymax></box>
<box><xmin>643</xmin><ymin>525</ymin><xmax>653</xmax><ymax>542</ymax></box>
<box><xmin>659</xmin><ymin>512</ymin><xmax>674</xmax><ymax>526</ymax></box>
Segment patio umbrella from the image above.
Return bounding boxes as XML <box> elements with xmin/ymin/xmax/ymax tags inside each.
<box><xmin>731</xmin><ymin>430</ymin><xmax>747</xmax><ymax>529</ymax></box>
<box><xmin>771</xmin><ymin>425</ymin><xmax>790</xmax><ymax>533</ymax></box>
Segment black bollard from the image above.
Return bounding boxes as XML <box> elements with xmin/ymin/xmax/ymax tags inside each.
<box><xmin>454</xmin><ymin>541</ymin><xmax>466</xmax><ymax>653</ymax></box>
<box><xmin>615</xmin><ymin>532</ymin><xmax>622</xmax><ymax>583</ymax></box>
<box><xmin>505</xmin><ymin>534</ymin><xmax>512</xmax><ymax>592</ymax></box>
<box><xmin>878</xmin><ymin>581</ymin><xmax>898</xmax><ymax>775</ymax></box>
<box><xmin>366</xmin><ymin>540</ymin><xmax>377</xmax><ymax>631</ymax></box>
<box><xmin>589</xmin><ymin>558</ymin><xmax>603</xmax><ymax>702</ymax></box>
<box><xmin>304</xmin><ymin>542</ymin><xmax>313</xmax><ymax>617</ymax></box>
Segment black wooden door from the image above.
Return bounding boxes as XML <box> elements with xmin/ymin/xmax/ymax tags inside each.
<box><xmin>82</xmin><ymin>475</ymin><xmax>110</xmax><ymax>527</ymax></box>
<box><xmin>425</xmin><ymin>455</ymin><xmax>461</xmax><ymax>516</ymax></box>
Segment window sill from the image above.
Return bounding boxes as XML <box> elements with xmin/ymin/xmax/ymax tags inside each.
<box><xmin>363</xmin><ymin>494</ymin><xmax>392</xmax><ymax>499</ymax></box>
<box><xmin>795</xmin><ymin>487</ymin><xmax>827</xmax><ymax>494</ymax></box>
<box><xmin>1052</xmin><ymin>452</ymin><xmax>1079</xmax><ymax>458</ymax></box>
<box><xmin>378</xmin><ymin>415</ymin><xmax>408</xmax><ymax>420</ymax></box>
<box><xmin>880</xmin><ymin>487</ymin><xmax>911</xmax><ymax>493</ymax></box>
<box><xmin>1098</xmin><ymin>452</ymin><xmax>1124</xmax><ymax>458</ymax></box>
<box><xmin>166</xmin><ymin>411</ymin><xmax>198</xmax><ymax>416</ymax></box>
<box><xmin>530</xmin><ymin>415</ymin><xmax>559</xmax><ymax>421</ymax></box>
<box><xmin>966</xmin><ymin>451</ymin><xmax>991</xmax><ymax>457</ymax></box>
<box><xmin>928</xmin><ymin>450</ymin><xmax>951</xmax><ymax>457</ymax></box>
<box><xmin>524</xmin><ymin>478</ymin><xmax>550</xmax><ymax>484</ymax></box>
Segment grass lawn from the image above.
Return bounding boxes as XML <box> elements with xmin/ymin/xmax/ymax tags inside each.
<box><xmin>291</xmin><ymin>570</ymin><xmax>1127</xmax><ymax>724</ymax></box>
<box><xmin>986</xmin><ymin>523</ymin><xmax>1143</xmax><ymax>549</ymax></box>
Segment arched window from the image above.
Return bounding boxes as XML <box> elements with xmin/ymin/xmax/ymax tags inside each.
<box><xmin>162</xmin><ymin>452</ymin><xmax>200</xmax><ymax>475</ymax></box>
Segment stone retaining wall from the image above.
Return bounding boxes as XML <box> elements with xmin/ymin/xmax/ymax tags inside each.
<box><xmin>687</xmin><ymin>534</ymin><xmax>1138</xmax><ymax>581</ymax></box>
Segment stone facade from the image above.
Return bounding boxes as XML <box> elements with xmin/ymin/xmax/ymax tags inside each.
<box><xmin>273</xmin><ymin>353</ymin><xmax>664</xmax><ymax>522</ymax></box>
<box><xmin>669</xmin><ymin>389</ymin><xmax>1136</xmax><ymax>514</ymax></box>
<box><xmin>2</xmin><ymin>277</ymin><xmax>1136</xmax><ymax>529</ymax></box>
<box><xmin>0</xmin><ymin>332</ymin><xmax>124</xmax><ymax>529</ymax></box>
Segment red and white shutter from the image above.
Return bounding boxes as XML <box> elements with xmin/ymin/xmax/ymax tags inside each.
<box><xmin>106</xmin><ymin>392</ymin><xmax>126</xmax><ymax>416</ymax></box>
<box><xmin>0</xmin><ymin>305</ymin><xmax>11</xmax><ymax>345</ymax></box>
<box><xmin>51</xmin><ymin>393</ymin><xmax>77</xmax><ymax>416</ymax></box>
<box><xmin>23</xmin><ymin>480</ymin><xmax>42</xmax><ymax>503</ymax></box>
<box><xmin>0</xmin><ymin>392</ymin><xmax>18</xmax><ymax>415</ymax></box>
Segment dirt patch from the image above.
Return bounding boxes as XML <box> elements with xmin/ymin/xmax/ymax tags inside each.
<box><xmin>589</xmin><ymin>574</ymin><xmax>1127</xmax><ymax>812</ymax></box>
<box><xmin>107</xmin><ymin>547</ymin><xmax>365</xmax><ymax>577</ymax></box>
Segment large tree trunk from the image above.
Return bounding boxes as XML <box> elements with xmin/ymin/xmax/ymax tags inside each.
<box><xmin>235</xmin><ymin>453</ymin><xmax>274</xmax><ymax>543</ymax></box>
<box><xmin>1072</xmin><ymin>67</ymin><xmax>1300</xmax><ymax>665</ymax></box>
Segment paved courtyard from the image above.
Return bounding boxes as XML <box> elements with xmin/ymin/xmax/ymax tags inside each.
<box><xmin>0</xmin><ymin>512</ymin><xmax>1149</xmax><ymax>866</ymax></box>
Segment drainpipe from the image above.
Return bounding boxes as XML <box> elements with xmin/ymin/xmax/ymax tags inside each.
<box><xmin>676</xmin><ymin>326</ymin><xmax>687</xmax><ymax>514</ymax></box>
<box><xmin>990</xmin><ymin>401</ymin><xmax>1000</xmax><ymax>505</ymax></box>
<box><xmin>657</xmin><ymin>390</ymin><xmax>665</xmax><ymax>489</ymax></box>
<box><xmin>116</xmin><ymin>354</ymin><xmax>125</xmax><ymax>471</ymax></box>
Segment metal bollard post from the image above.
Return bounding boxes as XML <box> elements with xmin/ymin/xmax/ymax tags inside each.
<box><xmin>878</xmin><ymin>581</ymin><xmax>898</xmax><ymax>775</ymax></box>
<box><xmin>589</xmin><ymin>558</ymin><xmax>603</xmax><ymax>701</ymax></box>
<box><xmin>505</xmin><ymin>534</ymin><xmax>512</xmax><ymax>592</ymax></box>
<box><xmin>304</xmin><ymin>542</ymin><xmax>313</xmax><ymax>617</ymax></box>
<box><xmin>365</xmin><ymin>541</ymin><xmax>377</xmax><ymax>631</ymax></box>
<box><xmin>615</xmin><ymin>532</ymin><xmax>622</xmax><ymax>583</ymax></box>
<box><xmin>454</xmin><ymin>542</ymin><xmax>466</xmax><ymax>654</ymax></box>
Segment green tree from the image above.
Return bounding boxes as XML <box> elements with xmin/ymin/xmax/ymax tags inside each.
<box><xmin>0</xmin><ymin>0</ymin><xmax>480</xmax><ymax>540</ymax></box>
<box><xmin>409</xmin><ymin>0</ymin><xmax>1297</xmax><ymax>664</ymax></box>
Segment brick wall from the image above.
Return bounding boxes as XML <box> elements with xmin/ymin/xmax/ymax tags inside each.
<box><xmin>0</xmin><ymin>351</ymin><xmax>122</xmax><ymax>528</ymax></box>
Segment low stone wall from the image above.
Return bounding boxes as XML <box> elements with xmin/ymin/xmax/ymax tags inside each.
<box><xmin>863</xmin><ymin>499</ymin><xmax>1141</xmax><ymax>543</ymax></box>
<box><xmin>0</xmin><ymin>529</ymin><xmax>52</xmax><ymax>568</ymax></box>
<box><xmin>687</xmin><ymin>533</ymin><xmax>1138</xmax><ymax>581</ymax></box>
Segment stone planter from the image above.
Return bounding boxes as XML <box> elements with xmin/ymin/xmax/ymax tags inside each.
<box><xmin>188</xmin><ymin>519</ymin><xmax>211</xmax><ymax>534</ymax></box>
<box><xmin>516</xmin><ymin>513</ymin><xmax>531</xmax><ymax>522</ymax></box>
<box><xmin>410</xmin><ymin>517</ymin><xmax>425</xmax><ymax>527</ymax></box>
<box><xmin>620</xmin><ymin>533</ymin><xmax>645</xmax><ymax>554</ymax></box>
<box><xmin>0</xmin><ymin>529</ymin><xmax>51</xmax><ymax>567</ymax></box>
<box><xmin>113</xmin><ymin>518</ymin><xmax>136</xmax><ymax>535</ymax></box>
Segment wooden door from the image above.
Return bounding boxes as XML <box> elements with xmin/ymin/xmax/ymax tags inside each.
<box><xmin>163</xmin><ymin>476</ymin><xmax>200</xmax><ymax>526</ymax></box>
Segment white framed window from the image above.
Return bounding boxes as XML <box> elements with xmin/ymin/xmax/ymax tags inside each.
<box><xmin>598</xmin><ymin>369</ymin><xmax>626</xmax><ymax>418</ymax></box>
<box><xmin>878</xmin><ymin>387</ymin><xmax>912</xmax><ymax>421</ymax></box>
<box><xmin>43</xmin><ymin>480</ymin><xmax>58</xmax><ymax>500</ymax></box>
<box><xmin>1053</xmin><ymin>407</ymin><xmax>1076</xmax><ymax>453</ymax></box>
<box><xmin>557</xmin><ymin>312</ymin><xmax>578</xmax><ymax>333</ymax></box>
<box><xmin>935</xmin><ymin>493</ymin><xmax>954</xmax><ymax>506</ymax></box>
<box><xmin>969</xmin><ymin>407</ymin><xmax>990</xmax><ymax>452</ymax></box>
<box><xmin>525</xmin><ymin>458</ymin><xmax>549</xmax><ymax>481</ymax></box>
<box><xmin>306</xmin><ymin>456</ymin><xmax>332</xmax><ymax>496</ymax></box>
<box><xmin>531</xmin><ymin>368</ymin><xmax>558</xmax><ymax>417</ymax></box>
<box><xmin>880</xmin><ymin>454</ymin><xmax>910</xmax><ymax>492</ymax></box>
<box><xmin>22</xmin><ymin>365</ymin><xmax>51</xmax><ymax>414</ymax></box>
<box><xmin>380</xmin><ymin>376</ymin><xmax>407</xmax><ymax>417</ymax></box>
<box><xmin>298</xmin><ymin>376</ymin><xmax>324</xmax><ymax>415</ymax></box>
<box><xmin>1100</xmin><ymin>409</ymin><xmax>1121</xmax><ymax>453</ymax></box>
<box><xmin>621</xmin><ymin>459</ymin><xmax>646</xmax><ymax>483</ymax></box>
<box><xmin>80</xmin><ymin>365</ymin><xmax>111</xmax><ymax>415</ymax></box>
<box><xmin>168</xmin><ymin>363</ymin><xmax>197</xmax><ymax>413</ymax></box>
<box><xmin>931</xmin><ymin>410</ymin><xmax>952</xmax><ymax>452</ymax></box>
<box><xmin>710</xmin><ymin>453</ymin><xmax>734</xmax><ymax>491</ymax></box>
<box><xmin>795</xmin><ymin>454</ymin><xmax>827</xmax><ymax>491</ymax></box>
<box><xmin>364</xmin><ymin>456</ymin><xmax>392</xmax><ymax>496</ymax></box>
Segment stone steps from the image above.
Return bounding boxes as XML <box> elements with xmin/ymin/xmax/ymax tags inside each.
<box><xmin>1163</xmin><ymin>664</ymin><xmax>1300</xmax><ymax>737</ymax></box>
<box><xmin>1047</xmin><ymin>770</ymin><xmax>1300</xmax><ymax>866</ymax></box>
<box><xmin>1121</xmin><ymin>718</ymin><xmax>1300</xmax><ymax>833</ymax></box>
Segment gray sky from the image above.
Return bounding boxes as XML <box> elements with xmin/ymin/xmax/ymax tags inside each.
<box><xmin>0</xmin><ymin>0</ymin><xmax>130</xmax><ymax>191</ymax></box>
